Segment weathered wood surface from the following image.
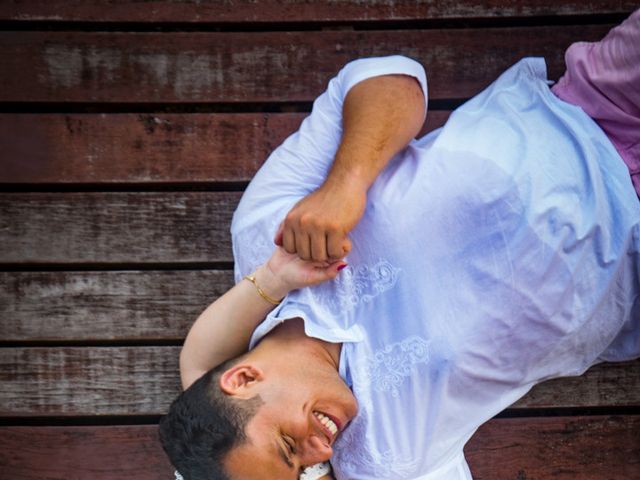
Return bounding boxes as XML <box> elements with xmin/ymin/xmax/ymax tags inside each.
<box><xmin>512</xmin><ymin>360</ymin><xmax>640</xmax><ymax>409</ymax></box>
<box><xmin>1</xmin><ymin>416</ymin><xmax>638</xmax><ymax>479</ymax></box>
<box><xmin>1</xmin><ymin>347</ymin><xmax>638</xmax><ymax>415</ymax></box>
<box><xmin>0</xmin><ymin>113</ymin><xmax>301</xmax><ymax>184</ymax></box>
<box><xmin>465</xmin><ymin>415</ymin><xmax>640</xmax><ymax>480</ymax></box>
<box><xmin>0</xmin><ymin>0</ymin><xmax>635</xmax><ymax>23</ymax></box>
<box><xmin>0</xmin><ymin>347</ymin><xmax>182</xmax><ymax>416</ymax></box>
<box><xmin>0</xmin><ymin>112</ymin><xmax>449</xmax><ymax>184</ymax></box>
<box><xmin>0</xmin><ymin>192</ymin><xmax>239</xmax><ymax>264</ymax></box>
<box><xmin>0</xmin><ymin>425</ymin><xmax>174</xmax><ymax>480</ymax></box>
<box><xmin>0</xmin><ymin>26</ymin><xmax>611</xmax><ymax>103</ymax></box>
<box><xmin>0</xmin><ymin>271</ymin><xmax>231</xmax><ymax>341</ymax></box>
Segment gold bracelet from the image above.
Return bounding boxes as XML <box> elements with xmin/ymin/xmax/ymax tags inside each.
<box><xmin>243</xmin><ymin>273</ymin><xmax>283</xmax><ymax>305</ymax></box>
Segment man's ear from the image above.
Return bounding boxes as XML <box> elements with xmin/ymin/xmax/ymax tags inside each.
<box><xmin>219</xmin><ymin>364</ymin><xmax>264</xmax><ymax>397</ymax></box>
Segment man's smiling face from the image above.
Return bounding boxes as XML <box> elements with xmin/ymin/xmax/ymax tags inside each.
<box><xmin>224</xmin><ymin>401</ymin><xmax>346</xmax><ymax>479</ymax></box>
<box><xmin>221</xmin><ymin>347</ymin><xmax>358</xmax><ymax>479</ymax></box>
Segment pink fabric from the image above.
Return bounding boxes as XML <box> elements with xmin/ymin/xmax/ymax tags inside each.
<box><xmin>552</xmin><ymin>9</ymin><xmax>640</xmax><ymax>197</ymax></box>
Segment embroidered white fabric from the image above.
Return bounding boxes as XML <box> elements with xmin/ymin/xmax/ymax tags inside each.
<box><xmin>356</xmin><ymin>335</ymin><xmax>430</xmax><ymax>398</ymax></box>
<box><xmin>309</xmin><ymin>258</ymin><xmax>401</xmax><ymax>315</ymax></box>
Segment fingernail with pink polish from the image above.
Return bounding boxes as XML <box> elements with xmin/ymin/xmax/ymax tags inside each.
<box><xmin>338</xmin><ymin>264</ymin><xmax>348</xmax><ymax>271</ymax></box>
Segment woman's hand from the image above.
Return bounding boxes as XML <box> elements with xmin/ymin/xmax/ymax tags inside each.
<box><xmin>259</xmin><ymin>246</ymin><xmax>347</xmax><ymax>297</ymax></box>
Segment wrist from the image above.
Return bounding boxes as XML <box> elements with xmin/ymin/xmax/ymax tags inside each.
<box><xmin>323</xmin><ymin>165</ymin><xmax>371</xmax><ymax>194</ymax></box>
<box><xmin>254</xmin><ymin>264</ymin><xmax>290</xmax><ymax>301</ymax></box>
<box><xmin>326</xmin><ymin>141</ymin><xmax>381</xmax><ymax>193</ymax></box>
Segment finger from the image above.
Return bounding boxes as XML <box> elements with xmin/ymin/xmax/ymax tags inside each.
<box><xmin>295</xmin><ymin>230</ymin><xmax>312</xmax><ymax>261</ymax></box>
<box><xmin>307</xmin><ymin>261</ymin><xmax>348</xmax><ymax>285</ymax></box>
<box><xmin>310</xmin><ymin>260</ymin><xmax>331</xmax><ymax>268</ymax></box>
<box><xmin>310</xmin><ymin>232</ymin><xmax>328</xmax><ymax>263</ymax></box>
<box><xmin>327</xmin><ymin>261</ymin><xmax>348</xmax><ymax>279</ymax></box>
<box><xmin>274</xmin><ymin>222</ymin><xmax>284</xmax><ymax>246</ymax></box>
<box><xmin>327</xmin><ymin>232</ymin><xmax>346</xmax><ymax>260</ymax></box>
<box><xmin>341</xmin><ymin>237</ymin><xmax>352</xmax><ymax>257</ymax></box>
<box><xmin>282</xmin><ymin>226</ymin><xmax>297</xmax><ymax>255</ymax></box>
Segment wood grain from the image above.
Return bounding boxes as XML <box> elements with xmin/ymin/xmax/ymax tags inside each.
<box><xmin>0</xmin><ymin>425</ymin><xmax>174</xmax><ymax>480</ymax></box>
<box><xmin>0</xmin><ymin>192</ymin><xmax>239</xmax><ymax>264</ymax></box>
<box><xmin>0</xmin><ymin>271</ymin><xmax>232</xmax><ymax>341</ymax></box>
<box><xmin>1</xmin><ymin>416</ymin><xmax>638</xmax><ymax>479</ymax></box>
<box><xmin>0</xmin><ymin>113</ymin><xmax>302</xmax><ymax>184</ymax></box>
<box><xmin>465</xmin><ymin>415</ymin><xmax>640</xmax><ymax>480</ymax></box>
<box><xmin>0</xmin><ymin>112</ymin><xmax>449</xmax><ymax>184</ymax></box>
<box><xmin>0</xmin><ymin>26</ymin><xmax>611</xmax><ymax>103</ymax></box>
<box><xmin>0</xmin><ymin>0</ymin><xmax>635</xmax><ymax>23</ymax></box>
<box><xmin>512</xmin><ymin>360</ymin><xmax>640</xmax><ymax>409</ymax></box>
<box><xmin>1</xmin><ymin>347</ymin><xmax>637</xmax><ymax>415</ymax></box>
<box><xmin>0</xmin><ymin>347</ymin><xmax>182</xmax><ymax>416</ymax></box>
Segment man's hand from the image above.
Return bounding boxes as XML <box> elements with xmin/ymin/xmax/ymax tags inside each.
<box><xmin>276</xmin><ymin>72</ymin><xmax>426</xmax><ymax>262</ymax></box>
<box><xmin>274</xmin><ymin>178</ymin><xmax>367</xmax><ymax>262</ymax></box>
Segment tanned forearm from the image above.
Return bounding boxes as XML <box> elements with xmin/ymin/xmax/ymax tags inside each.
<box><xmin>278</xmin><ymin>74</ymin><xmax>426</xmax><ymax>262</ymax></box>
<box><xmin>328</xmin><ymin>74</ymin><xmax>426</xmax><ymax>192</ymax></box>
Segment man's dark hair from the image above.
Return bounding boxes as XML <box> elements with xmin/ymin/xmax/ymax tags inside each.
<box><xmin>158</xmin><ymin>357</ymin><xmax>263</xmax><ymax>480</ymax></box>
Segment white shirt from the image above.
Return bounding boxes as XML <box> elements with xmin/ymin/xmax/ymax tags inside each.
<box><xmin>231</xmin><ymin>55</ymin><xmax>640</xmax><ymax>480</ymax></box>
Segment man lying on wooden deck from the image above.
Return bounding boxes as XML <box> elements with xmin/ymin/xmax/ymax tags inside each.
<box><xmin>159</xmin><ymin>10</ymin><xmax>640</xmax><ymax>480</ymax></box>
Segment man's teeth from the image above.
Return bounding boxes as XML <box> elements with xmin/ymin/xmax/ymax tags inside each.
<box><xmin>314</xmin><ymin>412</ymin><xmax>338</xmax><ymax>436</ymax></box>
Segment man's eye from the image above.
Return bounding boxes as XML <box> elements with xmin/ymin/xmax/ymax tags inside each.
<box><xmin>283</xmin><ymin>435</ymin><xmax>296</xmax><ymax>454</ymax></box>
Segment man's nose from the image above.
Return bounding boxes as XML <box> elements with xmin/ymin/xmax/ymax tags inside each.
<box><xmin>299</xmin><ymin>434</ymin><xmax>333</xmax><ymax>464</ymax></box>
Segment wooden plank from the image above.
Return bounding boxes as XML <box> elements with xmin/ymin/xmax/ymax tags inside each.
<box><xmin>0</xmin><ymin>425</ymin><xmax>174</xmax><ymax>480</ymax></box>
<box><xmin>0</xmin><ymin>192</ymin><xmax>239</xmax><ymax>264</ymax></box>
<box><xmin>0</xmin><ymin>1</ymin><xmax>635</xmax><ymax>23</ymax></box>
<box><xmin>0</xmin><ymin>26</ymin><xmax>611</xmax><ymax>103</ymax></box>
<box><xmin>513</xmin><ymin>360</ymin><xmax>640</xmax><ymax>409</ymax></box>
<box><xmin>0</xmin><ymin>112</ymin><xmax>449</xmax><ymax>184</ymax></box>
<box><xmin>0</xmin><ymin>113</ymin><xmax>302</xmax><ymax>184</ymax></box>
<box><xmin>1</xmin><ymin>347</ymin><xmax>637</xmax><ymax>415</ymax></box>
<box><xmin>1</xmin><ymin>416</ymin><xmax>638</xmax><ymax>478</ymax></box>
<box><xmin>465</xmin><ymin>416</ymin><xmax>640</xmax><ymax>479</ymax></box>
<box><xmin>0</xmin><ymin>347</ymin><xmax>182</xmax><ymax>416</ymax></box>
<box><xmin>0</xmin><ymin>271</ymin><xmax>232</xmax><ymax>341</ymax></box>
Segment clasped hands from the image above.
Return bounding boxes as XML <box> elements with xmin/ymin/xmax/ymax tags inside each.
<box><xmin>275</xmin><ymin>178</ymin><xmax>366</xmax><ymax>262</ymax></box>
<box><xmin>266</xmin><ymin>179</ymin><xmax>367</xmax><ymax>291</ymax></box>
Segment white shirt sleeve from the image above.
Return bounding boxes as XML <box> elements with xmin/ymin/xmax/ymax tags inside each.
<box><xmin>232</xmin><ymin>55</ymin><xmax>428</xmax><ymax>282</ymax></box>
<box><xmin>337</xmin><ymin>55</ymin><xmax>428</xmax><ymax>120</ymax></box>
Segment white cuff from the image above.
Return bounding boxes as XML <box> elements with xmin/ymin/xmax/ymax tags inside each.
<box><xmin>338</xmin><ymin>55</ymin><xmax>428</xmax><ymax>123</ymax></box>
